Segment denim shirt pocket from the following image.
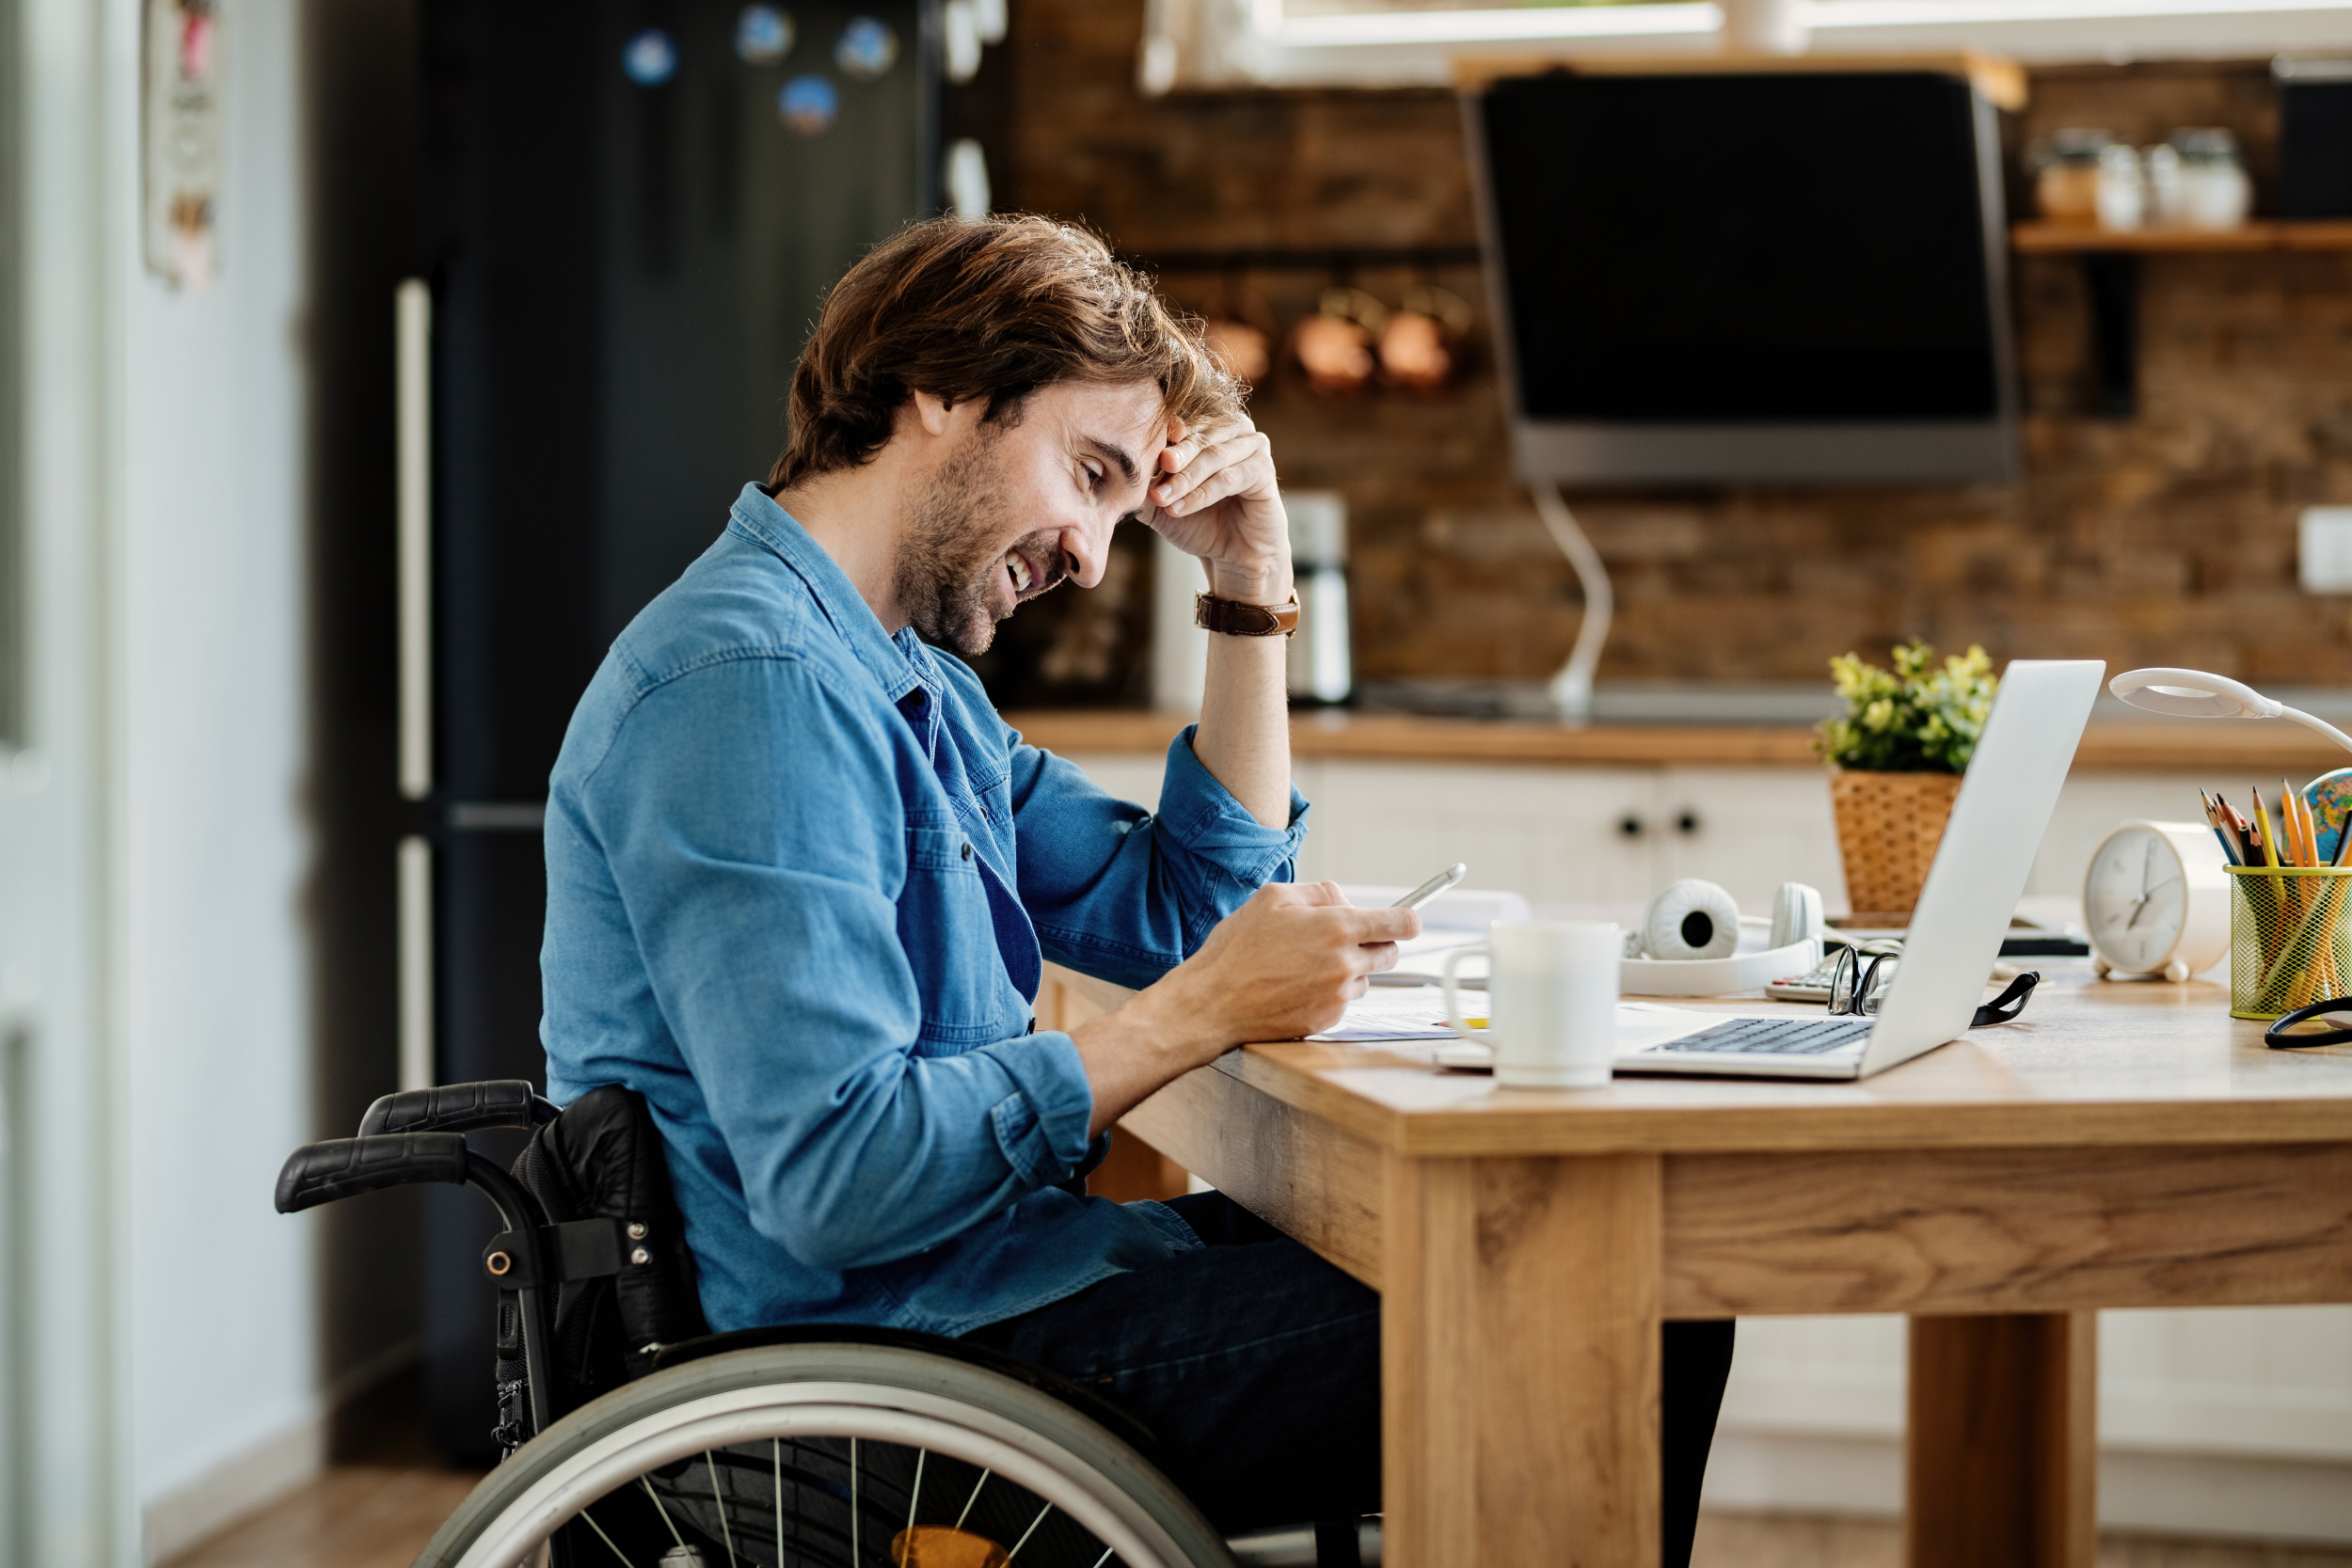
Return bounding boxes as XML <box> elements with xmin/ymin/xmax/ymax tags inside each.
<box><xmin>900</xmin><ymin>819</ymin><xmax>1006</xmax><ymax>1050</ymax></box>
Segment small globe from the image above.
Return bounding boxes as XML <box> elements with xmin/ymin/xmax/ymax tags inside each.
<box><xmin>2303</xmin><ymin>768</ymin><xmax>2352</xmax><ymax>864</ymax></box>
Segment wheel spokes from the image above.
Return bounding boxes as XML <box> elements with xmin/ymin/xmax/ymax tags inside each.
<box><xmin>577</xmin><ymin>1505</ymin><xmax>637</xmax><ymax>1566</ymax></box>
<box><xmin>706</xmin><ymin>1450</ymin><xmax>739</xmax><ymax>1568</ymax></box>
<box><xmin>1003</xmin><ymin>1499</ymin><xmax>1055</xmax><ymax>1562</ymax></box>
<box><xmin>953</xmin><ymin>1469</ymin><xmax>990</xmax><ymax>1530</ymax></box>
<box><xmin>577</xmin><ymin>1434</ymin><xmax>1124</xmax><ymax>1568</ymax></box>
<box><xmin>641</xmin><ymin>1476</ymin><xmax>687</xmax><ymax>1550</ymax></box>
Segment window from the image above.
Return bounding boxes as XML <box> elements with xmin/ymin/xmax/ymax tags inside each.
<box><xmin>1137</xmin><ymin>0</ymin><xmax>2352</xmax><ymax>92</ymax></box>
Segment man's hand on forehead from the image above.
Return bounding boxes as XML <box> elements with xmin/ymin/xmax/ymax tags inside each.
<box><xmin>1136</xmin><ymin>412</ymin><xmax>1287</xmax><ymax>604</ymax></box>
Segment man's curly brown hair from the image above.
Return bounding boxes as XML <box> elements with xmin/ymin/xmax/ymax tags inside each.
<box><xmin>768</xmin><ymin>214</ymin><xmax>1244</xmax><ymax>489</ymax></box>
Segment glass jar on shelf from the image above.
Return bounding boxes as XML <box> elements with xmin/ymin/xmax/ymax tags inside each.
<box><xmin>2096</xmin><ymin>143</ymin><xmax>2147</xmax><ymax>230</ymax></box>
<box><xmin>2168</xmin><ymin>127</ymin><xmax>2252</xmax><ymax>230</ymax></box>
<box><xmin>2027</xmin><ymin>129</ymin><xmax>2115</xmax><ymax>225</ymax></box>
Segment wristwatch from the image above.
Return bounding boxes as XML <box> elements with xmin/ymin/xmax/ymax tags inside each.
<box><xmin>1193</xmin><ymin>592</ymin><xmax>1299</xmax><ymax>639</ymax></box>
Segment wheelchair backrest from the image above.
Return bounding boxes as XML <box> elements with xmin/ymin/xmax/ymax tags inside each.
<box><xmin>511</xmin><ymin>1085</ymin><xmax>710</xmax><ymax>1404</ymax></box>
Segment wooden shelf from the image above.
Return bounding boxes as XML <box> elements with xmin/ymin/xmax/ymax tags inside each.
<box><xmin>2012</xmin><ymin>220</ymin><xmax>2352</xmax><ymax>254</ymax></box>
<box><xmin>2010</xmin><ymin>220</ymin><xmax>2352</xmax><ymax>415</ymax></box>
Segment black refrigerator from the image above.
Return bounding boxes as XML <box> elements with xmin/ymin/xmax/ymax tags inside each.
<box><xmin>403</xmin><ymin>0</ymin><xmax>938</xmax><ymax>1463</ymax></box>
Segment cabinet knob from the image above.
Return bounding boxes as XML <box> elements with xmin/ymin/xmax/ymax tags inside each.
<box><xmin>1617</xmin><ymin>814</ymin><xmax>1645</xmax><ymax>840</ymax></box>
<box><xmin>1675</xmin><ymin>809</ymin><xmax>1702</xmax><ymax>836</ymax></box>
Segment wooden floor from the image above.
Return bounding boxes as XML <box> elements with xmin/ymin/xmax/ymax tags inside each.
<box><xmin>1689</xmin><ymin>1514</ymin><xmax>2352</xmax><ymax>1568</ymax></box>
<box><xmin>159</xmin><ymin>1463</ymin><xmax>484</xmax><ymax>1568</ymax></box>
<box><xmin>158</xmin><ymin>1470</ymin><xmax>2352</xmax><ymax>1568</ymax></box>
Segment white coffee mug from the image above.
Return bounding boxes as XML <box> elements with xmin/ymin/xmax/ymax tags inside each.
<box><xmin>1442</xmin><ymin>921</ymin><xmax>1620</xmax><ymax>1088</ymax></box>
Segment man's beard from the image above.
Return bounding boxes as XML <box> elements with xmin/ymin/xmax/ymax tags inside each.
<box><xmin>896</xmin><ymin>431</ymin><xmax>1065</xmax><ymax>657</ymax></box>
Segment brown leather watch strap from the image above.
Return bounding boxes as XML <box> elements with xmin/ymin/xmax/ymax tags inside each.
<box><xmin>1193</xmin><ymin>592</ymin><xmax>1299</xmax><ymax>638</ymax></box>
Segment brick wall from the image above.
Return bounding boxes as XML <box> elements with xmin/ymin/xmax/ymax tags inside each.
<box><xmin>972</xmin><ymin>4</ymin><xmax>2352</xmax><ymax>699</ymax></box>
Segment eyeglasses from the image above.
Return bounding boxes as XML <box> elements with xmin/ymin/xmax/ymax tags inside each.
<box><xmin>2265</xmin><ymin>996</ymin><xmax>2352</xmax><ymax>1050</ymax></box>
<box><xmin>1828</xmin><ymin>942</ymin><xmax>2042</xmax><ymax>1027</ymax></box>
<box><xmin>1829</xmin><ymin>944</ymin><xmax>1898</xmax><ymax>1017</ymax></box>
<box><xmin>1972</xmin><ymin>970</ymin><xmax>2040</xmax><ymax>1027</ymax></box>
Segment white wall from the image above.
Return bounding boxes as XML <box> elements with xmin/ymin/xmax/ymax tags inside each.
<box><xmin>115</xmin><ymin>0</ymin><xmax>324</xmax><ymax>1554</ymax></box>
<box><xmin>4</xmin><ymin>0</ymin><xmax>140</xmax><ymax>1557</ymax></box>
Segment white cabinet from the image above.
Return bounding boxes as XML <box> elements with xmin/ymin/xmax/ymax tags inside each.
<box><xmin>1656</xmin><ymin>767</ymin><xmax>1849</xmax><ymax>908</ymax></box>
<box><xmin>1292</xmin><ymin>760</ymin><xmax>1846</xmax><ymax>911</ymax></box>
<box><xmin>1071</xmin><ymin>753</ymin><xmax>1850</xmax><ymax>910</ymax></box>
<box><xmin>1291</xmin><ymin>760</ymin><xmax>1663</xmax><ymax>904</ymax></box>
<box><xmin>2026</xmin><ymin>770</ymin><xmax>2214</xmax><ymax>900</ymax></box>
<box><xmin>1057</xmin><ymin>753</ymin><xmax>1168</xmax><ymax>816</ymax></box>
<box><xmin>1067</xmin><ymin>752</ymin><xmax>2223</xmax><ymax>918</ymax></box>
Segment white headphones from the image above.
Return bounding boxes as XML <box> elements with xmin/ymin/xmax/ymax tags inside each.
<box><xmin>1626</xmin><ymin>879</ymin><xmax>1824</xmax><ymax>960</ymax></box>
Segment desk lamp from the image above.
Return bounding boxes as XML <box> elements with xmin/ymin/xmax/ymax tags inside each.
<box><xmin>2108</xmin><ymin>668</ymin><xmax>2352</xmax><ymax>754</ymax></box>
<box><xmin>2111</xmin><ymin>667</ymin><xmax>2352</xmax><ymax>1046</ymax></box>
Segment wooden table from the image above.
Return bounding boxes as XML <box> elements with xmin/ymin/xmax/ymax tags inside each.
<box><xmin>1038</xmin><ymin>964</ymin><xmax>2352</xmax><ymax>1568</ymax></box>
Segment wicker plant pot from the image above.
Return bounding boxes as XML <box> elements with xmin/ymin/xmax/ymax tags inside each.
<box><xmin>1828</xmin><ymin>766</ymin><xmax>1964</xmax><ymax>919</ymax></box>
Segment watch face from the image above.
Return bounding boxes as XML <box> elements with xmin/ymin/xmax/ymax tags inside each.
<box><xmin>2087</xmin><ymin>827</ymin><xmax>2185</xmax><ymax>974</ymax></box>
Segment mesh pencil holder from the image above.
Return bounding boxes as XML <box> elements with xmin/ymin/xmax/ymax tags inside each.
<box><xmin>2227</xmin><ymin>865</ymin><xmax>2352</xmax><ymax>1020</ymax></box>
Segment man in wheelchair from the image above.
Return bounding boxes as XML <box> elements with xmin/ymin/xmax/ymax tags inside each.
<box><xmin>527</xmin><ymin>214</ymin><xmax>1732</xmax><ymax>1561</ymax></box>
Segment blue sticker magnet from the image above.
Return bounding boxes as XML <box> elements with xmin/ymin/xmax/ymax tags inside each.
<box><xmin>621</xmin><ymin>27</ymin><xmax>678</xmax><ymax>87</ymax></box>
<box><xmin>735</xmin><ymin>6</ymin><xmax>793</xmax><ymax>65</ymax></box>
<box><xmin>834</xmin><ymin>16</ymin><xmax>898</xmax><ymax>79</ymax></box>
<box><xmin>778</xmin><ymin>73</ymin><xmax>837</xmax><ymax>135</ymax></box>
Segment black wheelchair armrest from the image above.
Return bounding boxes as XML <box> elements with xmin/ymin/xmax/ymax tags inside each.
<box><xmin>358</xmin><ymin>1079</ymin><xmax>559</xmax><ymax>1136</ymax></box>
<box><xmin>275</xmin><ymin>1133</ymin><xmax>469</xmax><ymax>1212</ymax></box>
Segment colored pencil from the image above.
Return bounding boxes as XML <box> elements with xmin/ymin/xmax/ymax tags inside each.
<box><xmin>2202</xmin><ymin>791</ymin><xmax>2245</xmax><ymax>865</ymax></box>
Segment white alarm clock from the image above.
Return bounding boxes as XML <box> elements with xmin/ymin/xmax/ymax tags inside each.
<box><xmin>2081</xmin><ymin>819</ymin><xmax>2231</xmax><ymax>982</ymax></box>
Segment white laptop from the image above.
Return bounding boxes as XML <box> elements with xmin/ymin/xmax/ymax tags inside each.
<box><xmin>1613</xmin><ymin>658</ymin><xmax>2106</xmax><ymax>1082</ymax></box>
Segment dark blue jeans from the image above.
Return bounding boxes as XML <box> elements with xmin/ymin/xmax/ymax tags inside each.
<box><xmin>964</xmin><ymin>1191</ymin><xmax>1735</xmax><ymax>1563</ymax></box>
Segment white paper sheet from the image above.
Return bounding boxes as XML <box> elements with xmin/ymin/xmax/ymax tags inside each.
<box><xmin>1310</xmin><ymin>988</ymin><xmax>1717</xmax><ymax>1048</ymax></box>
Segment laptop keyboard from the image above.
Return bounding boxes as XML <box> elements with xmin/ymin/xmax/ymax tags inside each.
<box><xmin>1657</xmin><ymin>1016</ymin><xmax>1874</xmax><ymax>1056</ymax></box>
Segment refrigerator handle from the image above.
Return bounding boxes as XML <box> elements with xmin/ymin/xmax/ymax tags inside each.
<box><xmin>396</xmin><ymin>279</ymin><xmax>433</xmax><ymax>801</ymax></box>
<box><xmin>396</xmin><ymin>835</ymin><xmax>436</xmax><ymax>1092</ymax></box>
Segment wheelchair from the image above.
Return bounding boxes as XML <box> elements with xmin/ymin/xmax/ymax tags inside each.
<box><xmin>277</xmin><ymin>1080</ymin><xmax>1364</xmax><ymax>1568</ymax></box>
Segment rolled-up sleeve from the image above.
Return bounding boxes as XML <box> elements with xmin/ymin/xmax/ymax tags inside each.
<box><xmin>982</xmin><ymin>1030</ymin><xmax>1094</xmax><ymax>1188</ymax></box>
<box><xmin>580</xmin><ymin>656</ymin><xmax>1096</xmax><ymax>1273</ymax></box>
<box><xmin>1010</xmin><ymin>722</ymin><xmax>1309</xmax><ymax>989</ymax></box>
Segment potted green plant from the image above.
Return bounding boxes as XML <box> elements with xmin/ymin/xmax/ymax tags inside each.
<box><xmin>1816</xmin><ymin>641</ymin><xmax>1999</xmax><ymax>917</ymax></box>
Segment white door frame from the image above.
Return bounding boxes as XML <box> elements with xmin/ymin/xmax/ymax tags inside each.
<box><xmin>0</xmin><ymin>0</ymin><xmax>134</xmax><ymax>1559</ymax></box>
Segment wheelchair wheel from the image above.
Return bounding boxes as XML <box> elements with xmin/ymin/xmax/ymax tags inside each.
<box><xmin>414</xmin><ymin>1339</ymin><xmax>1237</xmax><ymax>1568</ymax></box>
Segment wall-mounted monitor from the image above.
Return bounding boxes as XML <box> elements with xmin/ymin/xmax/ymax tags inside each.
<box><xmin>1466</xmin><ymin>69</ymin><xmax>2020</xmax><ymax>485</ymax></box>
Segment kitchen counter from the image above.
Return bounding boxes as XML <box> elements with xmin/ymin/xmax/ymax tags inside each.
<box><xmin>1003</xmin><ymin>708</ymin><xmax>2352</xmax><ymax>773</ymax></box>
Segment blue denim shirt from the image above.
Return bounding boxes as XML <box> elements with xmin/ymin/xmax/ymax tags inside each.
<box><xmin>541</xmin><ymin>483</ymin><xmax>1309</xmax><ymax>1337</ymax></box>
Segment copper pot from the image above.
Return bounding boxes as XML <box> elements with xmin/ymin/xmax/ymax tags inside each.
<box><xmin>1376</xmin><ymin>283</ymin><xmax>1472</xmax><ymax>394</ymax></box>
<box><xmin>1292</xmin><ymin>286</ymin><xmax>1388</xmax><ymax>396</ymax></box>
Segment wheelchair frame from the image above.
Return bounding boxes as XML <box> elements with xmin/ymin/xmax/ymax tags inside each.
<box><xmin>273</xmin><ymin>1080</ymin><xmax>1356</xmax><ymax>1568</ymax></box>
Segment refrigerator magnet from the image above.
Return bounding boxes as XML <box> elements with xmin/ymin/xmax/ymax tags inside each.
<box><xmin>779</xmin><ymin>74</ymin><xmax>837</xmax><ymax>135</ymax></box>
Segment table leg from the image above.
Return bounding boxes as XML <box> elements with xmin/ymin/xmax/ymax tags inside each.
<box><xmin>1904</xmin><ymin>1311</ymin><xmax>2097</xmax><ymax>1568</ymax></box>
<box><xmin>1382</xmin><ymin>1152</ymin><xmax>1662</xmax><ymax>1568</ymax></box>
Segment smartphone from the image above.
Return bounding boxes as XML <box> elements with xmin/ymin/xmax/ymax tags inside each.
<box><xmin>1392</xmin><ymin>863</ymin><xmax>1467</xmax><ymax>911</ymax></box>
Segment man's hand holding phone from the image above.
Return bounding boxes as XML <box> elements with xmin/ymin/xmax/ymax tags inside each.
<box><xmin>1069</xmin><ymin>881</ymin><xmax>1422</xmax><ymax>1135</ymax></box>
